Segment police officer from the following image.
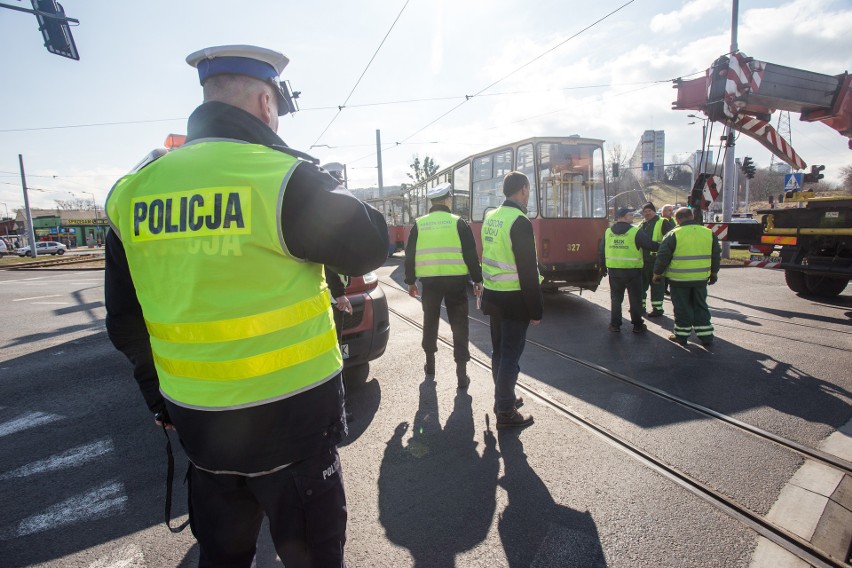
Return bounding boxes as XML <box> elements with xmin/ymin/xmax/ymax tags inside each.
<box><xmin>599</xmin><ymin>207</ymin><xmax>659</xmax><ymax>333</ymax></box>
<box><xmin>105</xmin><ymin>45</ymin><xmax>389</xmax><ymax>567</ymax></box>
<box><xmin>638</xmin><ymin>201</ymin><xmax>674</xmax><ymax>317</ymax></box>
<box><xmin>653</xmin><ymin>207</ymin><xmax>721</xmax><ymax>347</ymax></box>
<box><xmin>481</xmin><ymin>171</ymin><xmax>541</xmax><ymax>430</ymax></box>
<box><xmin>404</xmin><ymin>182</ymin><xmax>483</xmax><ymax>388</ymax></box>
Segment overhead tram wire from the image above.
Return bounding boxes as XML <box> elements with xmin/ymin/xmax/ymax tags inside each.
<box><xmin>309</xmin><ymin>0</ymin><xmax>412</xmax><ymax>149</ymax></box>
<box><xmin>393</xmin><ymin>0</ymin><xmax>638</xmax><ymax>148</ymax></box>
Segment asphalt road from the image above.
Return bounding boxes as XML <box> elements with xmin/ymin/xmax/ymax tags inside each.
<box><xmin>0</xmin><ymin>264</ymin><xmax>849</xmax><ymax>567</ymax></box>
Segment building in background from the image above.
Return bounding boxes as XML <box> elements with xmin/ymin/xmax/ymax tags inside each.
<box><xmin>630</xmin><ymin>130</ymin><xmax>665</xmax><ymax>182</ymax></box>
<box><xmin>12</xmin><ymin>208</ymin><xmax>107</xmax><ymax>248</ymax></box>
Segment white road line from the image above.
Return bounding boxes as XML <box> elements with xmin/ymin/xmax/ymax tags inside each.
<box><xmin>0</xmin><ymin>411</ymin><xmax>63</xmax><ymax>438</ymax></box>
<box><xmin>13</xmin><ymin>295</ymin><xmax>62</xmax><ymax>302</ymax></box>
<box><xmin>0</xmin><ymin>439</ymin><xmax>114</xmax><ymax>480</ymax></box>
<box><xmin>5</xmin><ymin>480</ymin><xmax>127</xmax><ymax>538</ymax></box>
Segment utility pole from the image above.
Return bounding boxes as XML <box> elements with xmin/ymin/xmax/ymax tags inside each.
<box><xmin>19</xmin><ymin>155</ymin><xmax>38</xmax><ymax>258</ymax></box>
<box><xmin>721</xmin><ymin>0</ymin><xmax>739</xmax><ymax>259</ymax></box>
<box><xmin>376</xmin><ymin>129</ymin><xmax>384</xmax><ymax>198</ymax></box>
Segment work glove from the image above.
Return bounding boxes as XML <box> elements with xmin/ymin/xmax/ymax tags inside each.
<box><xmin>652</xmin><ymin>273</ymin><xmax>663</xmax><ymax>284</ymax></box>
<box><xmin>708</xmin><ymin>273</ymin><xmax>718</xmax><ymax>285</ymax></box>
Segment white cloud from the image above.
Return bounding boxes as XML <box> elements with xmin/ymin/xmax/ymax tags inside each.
<box><xmin>650</xmin><ymin>0</ymin><xmax>729</xmax><ymax>34</ymax></box>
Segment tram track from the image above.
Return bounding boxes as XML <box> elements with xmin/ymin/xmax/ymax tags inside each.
<box><xmin>380</xmin><ymin>275</ymin><xmax>851</xmax><ymax>568</ymax></box>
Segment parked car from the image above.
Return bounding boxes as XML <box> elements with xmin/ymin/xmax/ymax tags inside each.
<box><xmin>17</xmin><ymin>241</ymin><xmax>67</xmax><ymax>257</ymax></box>
<box><xmin>0</xmin><ymin>239</ymin><xmax>7</xmax><ymax>257</ymax></box>
<box><xmin>337</xmin><ymin>271</ymin><xmax>389</xmax><ymax>383</ymax></box>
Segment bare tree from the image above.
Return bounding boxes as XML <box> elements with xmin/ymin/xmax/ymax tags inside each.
<box><xmin>54</xmin><ymin>198</ymin><xmax>95</xmax><ymax>210</ymax></box>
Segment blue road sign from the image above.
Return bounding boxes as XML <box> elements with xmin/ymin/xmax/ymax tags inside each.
<box><xmin>784</xmin><ymin>173</ymin><xmax>803</xmax><ymax>191</ymax></box>
<box><xmin>642</xmin><ymin>162</ymin><xmax>654</xmax><ymax>172</ymax></box>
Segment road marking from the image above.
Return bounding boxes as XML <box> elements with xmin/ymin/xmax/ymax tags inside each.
<box><xmin>32</xmin><ymin>302</ymin><xmax>70</xmax><ymax>305</ymax></box>
<box><xmin>4</xmin><ymin>480</ymin><xmax>127</xmax><ymax>538</ymax></box>
<box><xmin>0</xmin><ymin>439</ymin><xmax>114</xmax><ymax>480</ymax></box>
<box><xmin>0</xmin><ymin>411</ymin><xmax>62</xmax><ymax>438</ymax></box>
<box><xmin>87</xmin><ymin>543</ymin><xmax>145</xmax><ymax>568</ymax></box>
<box><xmin>13</xmin><ymin>295</ymin><xmax>62</xmax><ymax>302</ymax></box>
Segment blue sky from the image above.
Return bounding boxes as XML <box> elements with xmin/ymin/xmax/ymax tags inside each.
<box><xmin>1</xmin><ymin>0</ymin><xmax>850</xmax><ymax>212</ymax></box>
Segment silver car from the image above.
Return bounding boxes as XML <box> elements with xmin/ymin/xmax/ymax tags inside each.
<box><xmin>17</xmin><ymin>241</ymin><xmax>67</xmax><ymax>257</ymax></box>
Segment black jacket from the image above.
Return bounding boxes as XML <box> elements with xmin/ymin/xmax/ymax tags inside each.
<box><xmin>403</xmin><ymin>204</ymin><xmax>482</xmax><ymax>286</ymax></box>
<box><xmin>480</xmin><ymin>200</ymin><xmax>543</xmax><ymax>321</ymax></box>
<box><xmin>105</xmin><ymin>102</ymin><xmax>389</xmax><ymax>474</ymax></box>
<box><xmin>599</xmin><ymin>221</ymin><xmax>659</xmax><ymax>277</ymax></box>
<box><xmin>638</xmin><ymin>214</ymin><xmax>675</xmax><ymax>262</ymax></box>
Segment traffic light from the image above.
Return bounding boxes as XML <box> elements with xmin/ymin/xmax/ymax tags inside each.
<box><xmin>741</xmin><ymin>157</ymin><xmax>756</xmax><ymax>179</ymax></box>
<box><xmin>612</xmin><ymin>163</ymin><xmax>619</xmax><ymax>178</ymax></box>
<box><xmin>31</xmin><ymin>0</ymin><xmax>79</xmax><ymax>60</ymax></box>
<box><xmin>802</xmin><ymin>164</ymin><xmax>825</xmax><ymax>183</ymax></box>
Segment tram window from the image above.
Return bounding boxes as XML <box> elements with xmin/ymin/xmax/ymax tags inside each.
<box><xmin>452</xmin><ymin>163</ymin><xmax>471</xmax><ymax>220</ymax></box>
<box><xmin>538</xmin><ymin>141</ymin><xmax>607</xmax><ymax>218</ymax></box>
<box><xmin>517</xmin><ymin>144</ymin><xmax>537</xmax><ymax>218</ymax></box>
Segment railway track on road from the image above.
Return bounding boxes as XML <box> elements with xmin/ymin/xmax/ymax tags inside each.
<box><xmin>380</xmin><ymin>276</ymin><xmax>851</xmax><ymax>568</ymax></box>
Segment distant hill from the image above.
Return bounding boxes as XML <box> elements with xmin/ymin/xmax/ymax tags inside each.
<box><xmin>642</xmin><ymin>182</ymin><xmax>690</xmax><ymax>209</ymax></box>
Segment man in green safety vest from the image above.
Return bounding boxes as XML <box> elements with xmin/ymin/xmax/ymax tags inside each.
<box><xmin>405</xmin><ymin>182</ymin><xmax>483</xmax><ymax>388</ymax></box>
<box><xmin>638</xmin><ymin>201</ymin><xmax>675</xmax><ymax>317</ymax></box>
<box><xmin>653</xmin><ymin>207</ymin><xmax>721</xmax><ymax>347</ymax></box>
<box><xmin>599</xmin><ymin>207</ymin><xmax>659</xmax><ymax>333</ymax></box>
<box><xmin>480</xmin><ymin>171</ymin><xmax>542</xmax><ymax>430</ymax></box>
<box><xmin>104</xmin><ymin>44</ymin><xmax>389</xmax><ymax>566</ymax></box>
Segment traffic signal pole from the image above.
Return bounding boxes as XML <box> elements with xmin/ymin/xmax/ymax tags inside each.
<box><xmin>721</xmin><ymin>0</ymin><xmax>740</xmax><ymax>259</ymax></box>
<box><xmin>19</xmin><ymin>155</ymin><xmax>38</xmax><ymax>258</ymax></box>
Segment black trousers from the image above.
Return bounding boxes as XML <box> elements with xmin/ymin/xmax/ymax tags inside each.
<box><xmin>608</xmin><ymin>269</ymin><xmax>644</xmax><ymax>327</ymax></box>
<box><xmin>420</xmin><ymin>277</ymin><xmax>470</xmax><ymax>363</ymax></box>
<box><xmin>188</xmin><ymin>447</ymin><xmax>347</xmax><ymax>568</ymax></box>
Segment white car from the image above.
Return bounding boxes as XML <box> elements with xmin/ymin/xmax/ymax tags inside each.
<box><xmin>17</xmin><ymin>241</ymin><xmax>67</xmax><ymax>257</ymax></box>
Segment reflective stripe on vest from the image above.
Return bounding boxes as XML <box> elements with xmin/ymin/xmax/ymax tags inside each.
<box><xmin>105</xmin><ymin>140</ymin><xmax>342</xmax><ymax>410</ymax></box>
<box><xmin>414</xmin><ymin>212</ymin><xmax>467</xmax><ymax>277</ymax></box>
<box><xmin>481</xmin><ymin>206</ymin><xmax>539</xmax><ymax>291</ymax></box>
<box><xmin>605</xmin><ymin>226</ymin><xmax>643</xmax><ymax>269</ymax></box>
<box><xmin>665</xmin><ymin>224</ymin><xmax>713</xmax><ymax>281</ymax></box>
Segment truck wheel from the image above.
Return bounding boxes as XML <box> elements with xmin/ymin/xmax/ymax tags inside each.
<box><xmin>804</xmin><ymin>275</ymin><xmax>848</xmax><ymax>298</ymax></box>
<box><xmin>784</xmin><ymin>270</ymin><xmax>807</xmax><ymax>294</ymax></box>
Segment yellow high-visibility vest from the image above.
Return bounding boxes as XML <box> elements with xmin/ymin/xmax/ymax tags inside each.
<box><xmin>106</xmin><ymin>139</ymin><xmax>341</xmax><ymax>410</ymax></box>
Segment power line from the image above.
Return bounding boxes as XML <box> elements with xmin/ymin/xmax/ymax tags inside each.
<box><xmin>391</xmin><ymin>0</ymin><xmax>638</xmax><ymax>148</ymax></box>
<box><xmin>0</xmin><ymin>117</ymin><xmax>186</xmax><ymax>133</ymax></box>
<box><xmin>310</xmin><ymin>0</ymin><xmax>412</xmax><ymax>147</ymax></box>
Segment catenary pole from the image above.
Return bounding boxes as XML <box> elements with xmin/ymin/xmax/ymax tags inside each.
<box><xmin>376</xmin><ymin>129</ymin><xmax>384</xmax><ymax>198</ymax></box>
<box><xmin>19</xmin><ymin>154</ymin><xmax>38</xmax><ymax>258</ymax></box>
<box><xmin>721</xmin><ymin>0</ymin><xmax>739</xmax><ymax>258</ymax></box>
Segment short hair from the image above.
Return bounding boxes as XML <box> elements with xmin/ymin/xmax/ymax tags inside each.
<box><xmin>503</xmin><ymin>171</ymin><xmax>529</xmax><ymax>197</ymax></box>
<box><xmin>642</xmin><ymin>202</ymin><xmax>656</xmax><ymax>212</ymax></box>
<box><xmin>674</xmin><ymin>207</ymin><xmax>694</xmax><ymax>223</ymax></box>
<box><xmin>203</xmin><ymin>73</ymin><xmax>276</xmax><ymax>111</ymax></box>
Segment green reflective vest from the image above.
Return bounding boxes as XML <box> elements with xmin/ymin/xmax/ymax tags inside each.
<box><xmin>414</xmin><ymin>211</ymin><xmax>467</xmax><ymax>277</ymax></box>
<box><xmin>482</xmin><ymin>206</ymin><xmax>540</xmax><ymax>291</ymax></box>
<box><xmin>605</xmin><ymin>226</ymin><xmax>643</xmax><ymax>269</ymax></box>
<box><xmin>665</xmin><ymin>224</ymin><xmax>713</xmax><ymax>282</ymax></box>
<box><xmin>105</xmin><ymin>139</ymin><xmax>342</xmax><ymax>410</ymax></box>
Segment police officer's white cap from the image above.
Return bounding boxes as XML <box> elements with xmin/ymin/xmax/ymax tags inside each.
<box><xmin>322</xmin><ymin>162</ymin><xmax>345</xmax><ymax>176</ymax></box>
<box><xmin>427</xmin><ymin>182</ymin><xmax>452</xmax><ymax>200</ymax></box>
<box><xmin>186</xmin><ymin>45</ymin><xmax>289</xmax><ymax>83</ymax></box>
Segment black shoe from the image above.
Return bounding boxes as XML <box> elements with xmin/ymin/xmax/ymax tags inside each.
<box><xmin>667</xmin><ymin>334</ymin><xmax>687</xmax><ymax>346</ymax></box>
<box><xmin>424</xmin><ymin>353</ymin><xmax>435</xmax><ymax>375</ymax></box>
<box><xmin>700</xmin><ymin>339</ymin><xmax>714</xmax><ymax>348</ymax></box>
<box><xmin>633</xmin><ymin>323</ymin><xmax>647</xmax><ymax>333</ymax></box>
<box><xmin>496</xmin><ymin>410</ymin><xmax>534</xmax><ymax>430</ymax></box>
<box><xmin>646</xmin><ymin>310</ymin><xmax>664</xmax><ymax>318</ymax></box>
<box><xmin>608</xmin><ymin>324</ymin><xmax>620</xmax><ymax>332</ymax></box>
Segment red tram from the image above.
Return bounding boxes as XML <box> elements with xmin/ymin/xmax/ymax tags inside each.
<box><xmin>365</xmin><ymin>195</ymin><xmax>412</xmax><ymax>256</ymax></box>
<box><xmin>401</xmin><ymin>136</ymin><xmax>610</xmax><ymax>291</ymax></box>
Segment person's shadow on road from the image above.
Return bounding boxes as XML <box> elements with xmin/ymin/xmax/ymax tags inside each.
<box><xmin>497</xmin><ymin>431</ymin><xmax>607</xmax><ymax>567</ymax></box>
<box><xmin>379</xmin><ymin>377</ymin><xmax>499</xmax><ymax>567</ymax></box>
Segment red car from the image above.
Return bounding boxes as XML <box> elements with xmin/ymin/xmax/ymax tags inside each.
<box><xmin>338</xmin><ymin>272</ymin><xmax>389</xmax><ymax>383</ymax></box>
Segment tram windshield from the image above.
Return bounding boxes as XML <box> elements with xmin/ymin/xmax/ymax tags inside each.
<box><xmin>538</xmin><ymin>141</ymin><xmax>606</xmax><ymax>218</ymax></box>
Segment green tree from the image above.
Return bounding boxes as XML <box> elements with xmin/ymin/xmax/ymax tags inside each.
<box><xmin>407</xmin><ymin>154</ymin><xmax>440</xmax><ymax>184</ymax></box>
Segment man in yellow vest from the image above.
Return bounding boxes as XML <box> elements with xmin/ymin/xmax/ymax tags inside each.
<box><xmin>481</xmin><ymin>171</ymin><xmax>542</xmax><ymax>430</ymax></box>
<box><xmin>639</xmin><ymin>202</ymin><xmax>674</xmax><ymax>317</ymax></box>
<box><xmin>653</xmin><ymin>207</ymin><xmax>721</xmax><ymax>347</ymax></box>
<box><xmin>599</xmin><ymin>207</ymin><xmax>659</xmax><ymax>333</ymax></box>
<box><xmin>104</xmin><ymin>45</ymin><xmax>389</xmax><ymax>566</ymax></box>
<box><xmin>404</xmin><ymin>182</ymin><xmax>483</xmax><ymax>388</ymax></box>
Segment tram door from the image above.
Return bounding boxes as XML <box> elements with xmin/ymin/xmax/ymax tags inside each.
<box><xmin>543</xmin><ymin>172</ymin><xmax>587</xmax><ymax>217</ymax></box>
